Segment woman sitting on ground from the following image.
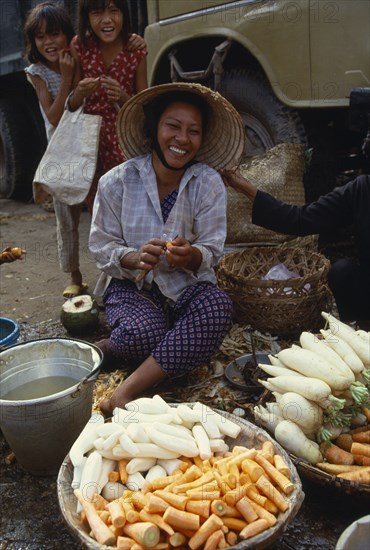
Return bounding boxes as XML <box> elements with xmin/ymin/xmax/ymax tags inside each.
<box><xmin>89</xmin><ymin>82</ymin><xmax>244</xmax><ymax>415</ymax></box>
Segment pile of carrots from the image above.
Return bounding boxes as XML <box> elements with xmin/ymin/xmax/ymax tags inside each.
<box><xmin>74</xmin><ymin>440</ymin><xmax>298</xmax><ymax>549</ymax></box>
<box><xmin>317</xmin><ymin>424</ymin><xmax>370</xmax><ymax>484</ymax></box>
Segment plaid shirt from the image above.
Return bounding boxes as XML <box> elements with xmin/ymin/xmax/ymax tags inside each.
<box><xmin>89</xmin><ymin>154</ymin><xmax>227</xmax><ymax>302</ymax></box>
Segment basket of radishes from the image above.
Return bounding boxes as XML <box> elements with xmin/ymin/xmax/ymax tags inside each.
<box><xmin>58</xmin><ymin>398</ymin><xmax>304</xmax><ymax>549</ymax></box>
<box><xmin>253</xmin><ymin>311</ymin><xmax>370</xmax><ymax>496</ymax></box>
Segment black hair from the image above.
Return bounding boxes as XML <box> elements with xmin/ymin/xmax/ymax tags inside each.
<box><xmin>143</xmin><ymin>90</ymin><xmax>210</xmax><ymax>171</ymax></box>
<box><xmin>143</xmin><ymin>90</ymin><xmax>210</xmax><ymax>143</ymax></box>
<box><xmin>24</xmin><ymin>2</ymin><xmax>75</xmax><ymax>63</ymax></box>
<box><xmin>78</xmin><ymin>0</ymin><xmax>131</xmax><ymax>47</ymax></box>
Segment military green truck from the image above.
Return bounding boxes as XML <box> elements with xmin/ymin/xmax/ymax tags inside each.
<box><xmin>1</xmin><ymin>0</ymin><xmax>369</xmax><ymax>200</ymax></box>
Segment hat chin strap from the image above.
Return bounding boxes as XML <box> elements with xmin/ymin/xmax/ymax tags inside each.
<box><xmin>153</xmin><ymin>139</ymin><xmax>197</xmax><ymax>172</ymax></box>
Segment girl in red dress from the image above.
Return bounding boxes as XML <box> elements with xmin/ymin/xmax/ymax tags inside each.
<box><xmin>70</xmin><ymin>0</ymin><xmax>147</xmax><ymax>212</ymax></box>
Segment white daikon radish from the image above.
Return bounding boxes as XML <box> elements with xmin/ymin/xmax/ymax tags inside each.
<box><xmin>192</xmin><ymin>424</ymin><xmax>212</xmax><ymax>460</ymax></box>
<box><xmin>79</xmin><ymin>451</ymin><xmax>103</xmax><ymax>502</ymax></box>
<box><xmin>71</xmin><ymin>456</ymin><xmax>87</xmax><ymax>489</ymax></box>
<box><xmin>299</xmin><ymin>331</ymin><xmax>355</xmax><ymax>378</ymax></box>
<box><xmin>176</xmin><ymin>404</ymin><xmax>203</xmax><ymax>423</ymax></box>
<box><xmin>277</xmin><ymin>347</ymin><xmax>354</xmax><ymax>390</ymax></box>
<box><xmin>209</xmin><ymin>439</ymin><xmax>229</xmax><ymax>453</ymax></box>
<box><xmin>151</xmin><ymin>422</ymin><xmax>195</xmax><ymax>441</ymax></box>
<box><xmin>126</xmin><ymin>457</ymin><xmax>157</xmax><ymax>475</ymax></box>
<box><xmin>126</xmin><ymin>422</ymin><xmax>151</xmax><ymax>443</ymax></box>
<box><xmin>321</xmin><ymin>311</ymin><xmax>370</xmax><ymax>366</ymax></box>
<box><xmin>119</xmin><ymin>432</ymin><xmax>140</xmax><ymax>456</ymax></box>
<box><xmin>275</xmin><ymin>420</ymin><xmax>323</xmax><ymax>464</ymax></box>
<box><xmin>93</xmin><ymin>437</ymin><xmax>105</xmax><ymax>450</ymax></box>
<box><xmin>102</xmin><ymin>429</ymin><xmax>126</xmax><ymax>451</ymax></box>
<box><xmin>69</xmin><ymin>413</ymin><xmax>104</xmax><ymax>466</ymax></box>
<box><xmin>97</xmin><ymin>458</ymin><xmax>117</xmax><ymax>493</ymax></box>
<box><xmin>356</xmin><ymin>330</ymin><xmax>370</xmax><ymax>342</ymax></box>
<box><xmin>96</xmin><ymin>423</ymin><xmax>126</xmax><ymax>438</ymax></box>
<box><xmin>126</xmin><ymin>471</ymin><xmax>147</xmax><ymax>491</ymax></box>
<box><xmin>268</xmin><ymin>354</ymin><xmax>289</xmax><ymax>369</ymax></box>
<box><xmin>145</xmin><ymin>464</ymin><xmax>167</xmax><ymax>483</ymax></box>
<box><xmin>156</xmin><ymin>458</ymin><xmax>185</xmax><ymax>475</ymax></box>
<box><xmin>125</xmin><ymin>396</ymin><xmax>169</xmax><ymax>415</ymax></box>
<box><xmin>131</xmin><ymin>443</ymin><xmax>180</xmax><ymax>459</ymax></box>
<box><xmin>147</xmin><ymin>428</ymin><xmax>199</xmax><ymax>457</ymax></box>
<box><xmin>258</xmin><ymin>362</ymin><xmax>303</xmax><ymax>378</ymax></box>
<box><xmin>153</xmin><ymin>394</ymin><xmax>171</xmax><ymax>410</ymax></box>
<box><xmin>262</xmin><ymin>375</ymin><xmax>332</xmax><ymax>402</ymax></box>
<box><xmin>194</xmin><ymin>402</ymin><xmax>241</xmax><ymax>438</ymax></box>
<box><xmin>114</xmin><ymin>408</ymin><xmax>174</xmax><ymax>425</ymax></box>
<box><xmin>253</xmin><ymin>404</ymin><xmax>284</xmax><ymax>433</ymax></box>
<box><xmin>101</xmin><ymin>481</ymin><xmax>125</xmax><ymax>501</ymax></box>
<box><xmin>273</xmin><ymin>391</ymin><xmax>323</xmax><ymax>432</ymax></box>
<box><xmin>320</xmin><ymin>329</ymin><xmax>364</xmax><ymax>374</ymax></box>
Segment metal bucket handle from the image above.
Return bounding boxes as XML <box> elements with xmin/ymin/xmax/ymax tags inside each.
<box><xmin>70</xmin><ymin>347</ymin><xmax>102</xmax><ymax>398</ymax></box>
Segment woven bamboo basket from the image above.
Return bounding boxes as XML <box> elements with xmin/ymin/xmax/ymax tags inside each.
<box><xmin>57</xmin><ymin>409</ymin><xmax>304</xmax><ymax>549</ymax></box>
<box><xmin>217</xmin><ymin>247</ymin><xmax>332</xmax><ymax>335</ymax></box>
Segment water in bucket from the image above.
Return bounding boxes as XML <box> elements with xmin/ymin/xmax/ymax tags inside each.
<box><xmin>0</xmin><ymin>338</ymin><xmax>103</xmax><ymax>475</ymax></box>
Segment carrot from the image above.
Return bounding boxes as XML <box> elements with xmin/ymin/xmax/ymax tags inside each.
<box><xmin>121</xmin><ymin>502</ymin><xmax>140</xmax><ymax>523</ymax></box>
<box><xmin>247</xmin><ymin>499</ymin><xmax>277</xmax><ymax>527</ymax></box>
<box><xmin>163</xmin><ymin>506</ymin><xmax>200</xmax><ymax>531</ymax></box>
<box><xmin>239</xmin><ymin>518</ymin><xmax>269</xmax><ymax>540</ymax></box>
<box><xmin>316</xmin><ymin>463</ymin><xmax>369</xmax><ymax>475</ymax></box>
<box><xmin>221</xmin><ymin>517</ymin><xmax>248</xmax><ymax>531</ymax></box>
<box><xmin>145</xmin><ymin>494</ymin><xmax>169</xmax><ymax>514</ymax></box>
<box><xmin>188</xmin><ymin>514</ymin><xmax>224</xmax><ymax>550</ymax></box>
<box><xmin>320</xmin><ymin>442</ymin><xmax>354</xmax><ymax>465</ymax></box>
<box><xmin>210</xmin><ymin>499</ymin><xmax>228</xmax><ymax>516</ymax></box>
<box><xmin>349</xmin><ymin>424</ymin><xmax>370</xmax><ymax>434</ymax></box>
<box><xmin>168</xmin><ymin>532</ymin><xmax>187</xmax><ymax>547</ymax></box>
<box><xmin>260</xmin><ymin>441</ymin><xmax>275</xmax><ymax>463</ymax></box>
<box><xmin>235</xmin><ymin>497</ymin><xmax>258</xmax><ymax>523</ymax></box>
<box><xmin>334</xmin><ymin>434</ymin><xmax>353</xmax><ymax>452</ymax></box>
<box><xmin>352</xmin><ymin>431</ymin><xmax>370</xmax><ymax>444</ymax></box>
<box><xmin>245</xmin><ymin>485</ymin><xmax>267</xmax><ymax>507</ymax></box>
<box><xmin>74</xmin><ymin>489</ymin><xmax>116</xmax><ymax>546</ymax></box>
<box><xmin>264</xmin><ymin>498</ymin><xmax>279</xmax><ymax>515</ymax></box>
<box><xmin>153</xmin><ymin>491</ymin><xmax>188</xmax><ymax>511</ymax></box>
<box><xmin>118</xmin><ymin>459</ymin><xmax>129</xmax><ymax>484</ymax></box>
<box><xmin>353</xmin><ymin>454</ymin><xmax>370</xmax><ymax>466</ymax></box>
<box><xmin>337</xmin><ymin>467</ymin><xmax>370</xmax><ymax>484</ymax></box>
<box><xmin>122</xmin><ymin>522</ymin><xmax>161</xmax><ymax>548</ymax></box>
<box><xmin>116</xmin><ymin>536</ymin><xmax>136</xmax><ymax>550</ymax></box>
<box><xmin>139</xmin><ymin>509</ymin><xmax>175</xmax><ymax>536</ymax></box>
<box><xmin>186</xmin><ymin>499</ymin><xmax>210</xmax><ymax>518</ymax></box>
<box><xmin>107</xmin><ymin>500</ymin><xmax>126</xmax><ymax>528</ymax></box>
<box><xmin>241</xmin><ymin>459</ymin><xmax>264</xmax><ymax>482</ymax></box>
<box><xmin>203</xmin><ymin>529</ymin><xmax>225</xmax><ymax>550</ymax></box>
<box><xmin>255</xmin><ymin>475</ymin><xmax>289</xmax><ymax>512</ymax></box>
<box><xmin>226</xmin><ymin>531</ymin><xmax>238</xmax><ymax>545</ymax></box>
<box><xmin>273</xmin><ymin>454</ymin><xmax>291</xmax><ymax>479</ymax></box>
<box><xmin>254</xmin><ymin>453</ymin><xmax>295</xmax><ymax>495</ymax></box>
<box><xmin>109</xmin><ymin>470</ymin><xmax>121</xmax><ymax>482</ymax></box>
<box><xmin>363</xmin><ymin>407</ymin><xmax>370</xmax><ymax>422</ymax></box>
<box><xmin>351</xmin><ymin>442</ymin><xmax>370</xmax><ymax>458</ymax></box>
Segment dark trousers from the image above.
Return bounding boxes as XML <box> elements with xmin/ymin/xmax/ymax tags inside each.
<box><xmin>328</xmin><ymin>259</ymin><xmax>370</xmax><ymax>322</ymax></box>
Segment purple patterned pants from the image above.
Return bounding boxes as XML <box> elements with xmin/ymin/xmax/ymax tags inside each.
<box><xmin>103</xmin><ymin>279</ymin><xmax>233</xmax><ymax>376</ymax></box>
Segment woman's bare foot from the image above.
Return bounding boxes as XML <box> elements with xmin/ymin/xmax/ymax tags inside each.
<box><xmin>99</xmin><ymin>356</ymin><xmax>166</xmax><ymax>416</ymax></box>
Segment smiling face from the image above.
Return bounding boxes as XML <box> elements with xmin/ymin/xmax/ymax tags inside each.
<box><xmin>88</xmin><ymin>1</ymin><xmax>123</xmax><ymax>45</ymax></box>
<box><xmin>155</xmin><ymin>101</ymin><xmax>203</xmax><ymax>171</ymax></box>
<box><xmin>34</xmin><ymin>20</ymin><xmax>69</xmax><ymax>68</ymax></box>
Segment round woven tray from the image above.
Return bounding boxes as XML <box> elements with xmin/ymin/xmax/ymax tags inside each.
<box><xmin>57</xmin><ymin>409</ymin><xmax>304</xmax><ymax>550</ymax></box>
<box><xmin>217</xmin><ymin>247</ymin><xmax>332</xmax><ymax>335</ymax></box>
<box><xmin>289</xmin><ymin>455</ymin><xmax>370</xmax><ymax>499</ymax></box>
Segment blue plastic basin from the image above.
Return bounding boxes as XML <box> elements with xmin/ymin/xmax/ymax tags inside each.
<box><xmin>0</xmin><ymin>318</ymin><xmax>20</xmax><ymax>348</ymax></box>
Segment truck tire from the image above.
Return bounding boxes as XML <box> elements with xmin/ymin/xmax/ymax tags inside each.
<box><xmin>218</xmin><ymin>69</ymin><xmax>306</xmax><ymax>158</ymax></box>
<box><xmin>0</xmin><ymin>99</ymin><xmax>39</xmax><ymax>200</ymax></box>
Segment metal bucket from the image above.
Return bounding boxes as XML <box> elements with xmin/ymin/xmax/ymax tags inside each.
<box><xmin>0</xmin><ymin>338</ymin><xmax>103</xmax><ymax>476</ymax></box>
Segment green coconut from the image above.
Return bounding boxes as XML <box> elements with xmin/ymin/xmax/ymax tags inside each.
<box><xmin>61</xmin><ymin>295</ymin><xmax>99</xmax><ymax>334</ymax></box>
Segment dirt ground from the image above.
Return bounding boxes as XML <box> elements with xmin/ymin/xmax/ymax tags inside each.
<box><xmin>0</xmin><ymin>197</ymin><xmax>367</xmax><ymax>549</ymax></box>
<box><xmin>0</xmin><ymin>198</ymin><xmax>101</xmax><ymax>325</ymax></box>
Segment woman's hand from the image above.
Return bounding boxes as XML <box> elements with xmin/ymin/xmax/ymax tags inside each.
<box><xmin>59</xmin><ymin>49</ymin><xmax>75</xmax><ymax>85</ymax></box>
<box><xmin>100</xmin><ymin>76</ymin><xmax>130</xmax><ymax>105</ymax></box>
<box><xmin>126</xmin><ymin>33</ymin><xmax>146</xmax><ymax>51</ymax></box>
<box><xmin>75</xmin><ymin>77</ymin><xmax>100</xmax><ymax>100</ymax></box>
<box><xmin>220</xmin><ymin>169</ymin><xmax>258</xmax><ymax>201</ymax></box>
<box><xmin>138</xmin><ymin>238</ymin><xmax>166</xmax><ymax>272</ymax></box>
<box><xmin>165</xmin><ymin>237</ymin><xmax>202</xmax><ymax>272</ymax></box>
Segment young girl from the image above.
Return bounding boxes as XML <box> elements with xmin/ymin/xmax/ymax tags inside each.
<box><xmin>69</xmin><ymin>0</ymin><xmax>148</xmax><ymax>212</ymax></box>
<box><xmin>24</xmin><ymin>2</ymin><xmax>146</xmax><ymax>299</ymax></box>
